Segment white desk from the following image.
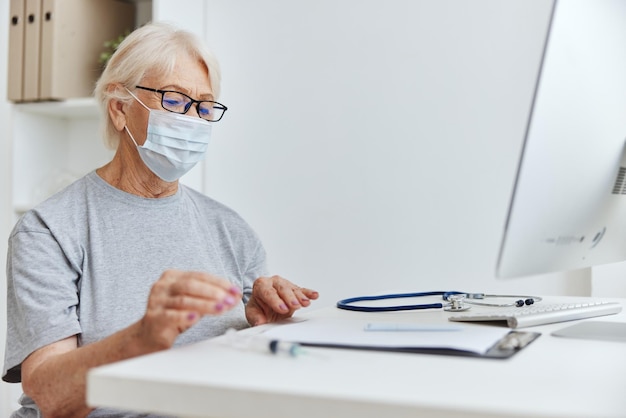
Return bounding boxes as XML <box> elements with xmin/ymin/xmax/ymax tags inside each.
<box><xmin>87</xmin><ymin>296</ymin><xmax>626</xmax><ymax>418</ymax></box>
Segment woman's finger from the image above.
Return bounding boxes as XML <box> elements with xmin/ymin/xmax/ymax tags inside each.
<box><xmin>152</xmin><ymin>270</ymin><xmax>243</xmax><ymax>315</ymax></box>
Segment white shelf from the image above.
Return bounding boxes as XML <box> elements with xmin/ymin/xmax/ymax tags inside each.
<box><xmin>13</xmin><ymin>98</ymin><xmax>99</xmax><ymax>119</ymax></box>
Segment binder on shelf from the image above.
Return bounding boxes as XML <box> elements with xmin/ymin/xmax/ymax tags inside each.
<box><xmin>39</xmin><ymin>0</ymin><xmax>135</xmax><ymax>101</ymax></box>
<box><xmin>6</xmin><ymin>0</ymin><xmax>135</xmax><ymax>102</ymax></box>
<box><xmin>7</xmin><ymin>0</ymin><xmax>25</xmax><ymax>101</ymax></box>
<box><xmin>22</xmin><ymin>0</ymin><xmax>41</xmax><ymax>101</ymax></box>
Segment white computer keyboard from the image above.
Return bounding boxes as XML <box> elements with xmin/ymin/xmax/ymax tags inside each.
<box><xmin>448</xmin><ymin>300</ymin><xmax>622</xmax><ymax>328</ymax></box>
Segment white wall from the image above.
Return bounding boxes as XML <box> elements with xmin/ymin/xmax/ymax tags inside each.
<box><xmin>201</xmin><ymin>0</ymin><xmax>595</xmax><ymax>308</ymax></box>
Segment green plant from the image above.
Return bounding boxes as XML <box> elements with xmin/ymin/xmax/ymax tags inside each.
<box><xmin>99</xmin><ymin>30</ymin><xmax>130</xmax><ymax>67</ymax></box>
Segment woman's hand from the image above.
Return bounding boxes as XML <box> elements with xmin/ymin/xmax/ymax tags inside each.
<box><xmin>245</xmin><ymin>275</ymin><xmax>319</xmax><ymax>326</ymax></box>
<box><xmin>138</xmin><ymin>269</ymin><xmax>243</xmax><ymax>351</ymax></box>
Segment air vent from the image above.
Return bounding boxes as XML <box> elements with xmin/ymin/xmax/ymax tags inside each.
<box><xmin>612</xmin><ymin>167</ymin><xmax>626</xmax><ymax>194</ymax></box>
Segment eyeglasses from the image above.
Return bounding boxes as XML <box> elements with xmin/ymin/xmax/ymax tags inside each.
<box><xmin>135</xmin><ymin>85</ymin><xmax>228</xmax><ymax>122</ymax></box>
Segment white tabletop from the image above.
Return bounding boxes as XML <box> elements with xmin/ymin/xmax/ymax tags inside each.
<box><xmin>87</xmin><ymin>296</ymin><xmax>626</xmax><ymax>418</ymax></box>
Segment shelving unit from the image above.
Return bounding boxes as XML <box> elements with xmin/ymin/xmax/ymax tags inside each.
<box><xmin>6</xmin><ymin>0</ymin><xmax>210</xmax><ymax>219</ymax></box>
<box><xmin>10</xmin><ymin>100</ymin><xmax>111</xmax><ymax>218</ymax></box>
<box><xmin>5</xmin><ymin>0</ymin><xmax>154</xmax><ymax>219</ymax></box>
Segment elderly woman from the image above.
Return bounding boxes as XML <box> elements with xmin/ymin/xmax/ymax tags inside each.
<box><xmin>2</xmin><ymin>22</ymin><xmax>318</xmax><ymax>418</ymax></box>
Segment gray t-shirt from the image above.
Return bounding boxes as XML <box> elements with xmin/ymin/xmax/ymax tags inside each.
<box><xmin>3</xmin><ymin>171</ymin><xmax>267</xmax><ymax>417</ymax></box>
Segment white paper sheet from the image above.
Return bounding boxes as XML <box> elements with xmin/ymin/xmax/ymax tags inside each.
<box><xmin>262</xmin><ymin>318</ymin><xmax>512</xmax><ymax>354</ymax></box>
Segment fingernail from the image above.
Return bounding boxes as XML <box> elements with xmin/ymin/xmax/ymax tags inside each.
<box><xmin>229</xmin><ymin>286</ymin><xmax>242</xmax><ymax>295</ymax></box>
<box><xmin>301</xmin><ymin>297</ymin><xmax>309</xmax><ymax>302</ymax></box>
<box><xmin>291</xmin><ymin>299</ymin><xmax>300</xmax><ymax>306</ymax></box>
<box><xmin>224</xmin><ymin>296</ymin><xmax>236</xmax><ymax>306</ymax></box>
<box><xmin>187</xmin><ymin>312</ymin><xmax>197</xmax><ymax>321</ymax></box>
<box><xmin>279</xmin><ymin>304</ymin><xmax>288</xmax><ymax>311</ymax></box>
<box><xmin>215</xmin><ymin>303</ymin><xmax>224</xmax><ymax>312</ymax></box>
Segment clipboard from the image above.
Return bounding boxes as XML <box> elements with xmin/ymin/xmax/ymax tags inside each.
<box><xmin>297</xmin><ymin>330</ymin><xmax>540</xmax><ymax>360</ymax></box>
<box><xmin>262</xmin><ymin>318</ymin><xmax>541</xmax><ymax>360</ymax></box>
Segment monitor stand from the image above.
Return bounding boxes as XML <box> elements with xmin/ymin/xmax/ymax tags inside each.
<box><xmin>551</xmin><ymin>321</ymin><xmax>626</xmax><ymax>343</ymax></box>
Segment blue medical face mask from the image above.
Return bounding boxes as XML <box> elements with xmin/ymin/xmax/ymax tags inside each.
<box><xmin>124</xmin><ymin>89</ymin><xmax>212</xmax><ymax>182</ymax></box>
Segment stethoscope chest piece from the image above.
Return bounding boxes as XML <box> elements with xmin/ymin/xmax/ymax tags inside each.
<box><xmin>443</xmin><ymin>294</ymin><xmax>471</xmax><ymax>312</ymax></box>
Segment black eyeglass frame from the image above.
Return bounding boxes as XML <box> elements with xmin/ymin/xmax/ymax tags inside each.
<box><xmin>135</xmin><ymin>85</ymin><xmax>228</xmax><ymax>122</ymax></box>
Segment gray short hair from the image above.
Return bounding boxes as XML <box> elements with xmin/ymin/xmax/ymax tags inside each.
<box><xmin>94</xmin><ymin>22</ymin><xmax>222</xmax><ymax>149</ymax></box>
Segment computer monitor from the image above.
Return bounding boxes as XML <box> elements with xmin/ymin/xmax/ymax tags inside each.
<box><xmin>497</xmin><ymin>0</ymin><xmax>626</xmax><ymax>279</ymax></box>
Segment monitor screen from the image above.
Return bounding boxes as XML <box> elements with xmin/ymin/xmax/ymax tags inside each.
<box><xmin>497</xmin><ymin>0</ymin><xmax>626</xmax><ymax>278</ymax></box>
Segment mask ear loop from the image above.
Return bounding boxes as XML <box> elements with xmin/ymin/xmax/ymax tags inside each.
<box><xmin>125</xmin><ymin>87</ymin><xmax>151</xmax><ymax>111</ymax></box>
<box><xmin>124</xmin><ymin>126</ymin><xmax>140</xmax><ymax>147</ymax></box>
<box><xmin>123</xmin><ymin>87</ymin><xmax>151</xmax><ymax>147</ymax></box>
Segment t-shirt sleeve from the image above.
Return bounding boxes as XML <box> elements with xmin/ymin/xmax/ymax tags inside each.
<box><xmin>241</xmin><ymin>238</ymin><xmax>268</xmax><ymax>304</ymax></box>
<box><xmin>3</xmin><ymin>215</ymin><xmax>82</xmax><ymax>383</ymax></box>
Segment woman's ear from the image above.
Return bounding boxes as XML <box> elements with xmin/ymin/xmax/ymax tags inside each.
<box><xmin>107</xmin><ymin>83</ymin><xmax>128</xmax><ymax>132</ymax></box>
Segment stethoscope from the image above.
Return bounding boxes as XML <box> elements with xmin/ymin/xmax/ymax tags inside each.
<box><xmin>336</xmin><ymin>291</ymin><xmax>543</xmax><ymax>313</ymax></box>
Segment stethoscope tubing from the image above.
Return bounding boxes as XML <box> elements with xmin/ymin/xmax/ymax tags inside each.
<box><xmin>337</xmin><ymin>291</ymin><xmax>447</xmax><ymax>312</ymax></box>
<box><xmin>336</xmin><ymin>291</ymin><xmax>542</xmax><ymax>312</ymax></box>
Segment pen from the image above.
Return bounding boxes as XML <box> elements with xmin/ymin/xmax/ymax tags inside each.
<box><xmin>364</xmin><ymin>323</ymin><xmax>464</xmax><ymax>332</ymax></box>
<box><xmin>224</xmin><ymin>328</ymin><xmax>303</xmax><ymax>357</ymax></box>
